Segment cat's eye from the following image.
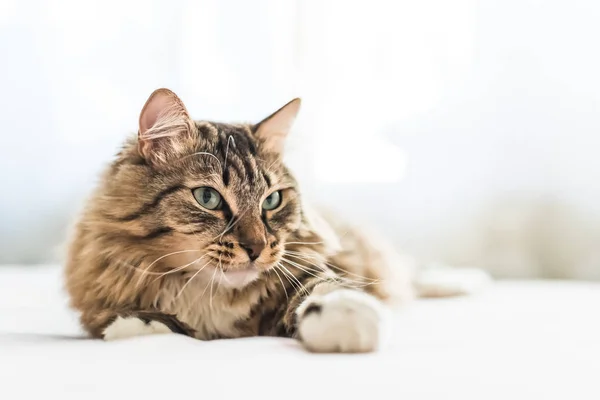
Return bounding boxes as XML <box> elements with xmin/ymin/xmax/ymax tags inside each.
<box><xmin>262</xmin><ymin>190</ymin><xmax>282</xmax><ymax>211</ymax></box>
<box><xmin>193</xmin><ymin>187</ymin><xmax>223</xmax><ymax>210</ymax></box>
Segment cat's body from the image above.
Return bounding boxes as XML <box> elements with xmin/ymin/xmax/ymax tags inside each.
<box><xmin>65</xmin><ymin>89</ymin><xmax>474</xmax><ymax>352</ymax></box>
<box><xmin>67</xmin><ymin>195</ymin><xmax>413</xmax><ymax>336</ymax></box>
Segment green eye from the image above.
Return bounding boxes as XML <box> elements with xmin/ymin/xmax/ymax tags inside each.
<box><xmin>262</xmin><ymin>190</ymin><xmax>282</xmax><ymax>211</ymax></box>
<box><xmin>193</xmin><ymin>187</ymin><xmax>223</xmax><ymax>210</ymax></box>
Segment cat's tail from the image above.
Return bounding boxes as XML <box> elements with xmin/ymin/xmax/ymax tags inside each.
<box><xmin>412</xmin><ymin>262</ymin><xmax>493</xmax><ymax>298</ymax></box>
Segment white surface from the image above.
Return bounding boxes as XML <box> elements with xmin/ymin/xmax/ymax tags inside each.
<box><xmin>0</xmin><ymin>265</ymin><xmax>598</xmax><ymax>400</ymax></box>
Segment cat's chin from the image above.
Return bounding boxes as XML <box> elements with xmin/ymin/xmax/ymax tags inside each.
<box><xmin>215</xmin><ymin>264</ymin><xmax>261</xmax><ymax>289</ymax></box>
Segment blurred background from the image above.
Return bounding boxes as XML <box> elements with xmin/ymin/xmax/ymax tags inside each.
<box><xmin>1</xmin><ymin>0</ymin><xmax>599</xmax><ymax>280</ymax></box>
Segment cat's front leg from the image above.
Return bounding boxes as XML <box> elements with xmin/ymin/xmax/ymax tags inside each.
<box><xmin>294</xmin><ymin>283</ymin><xmax>388</xmax><ymax>353</ymax></box>
<box><xmin>100</xmin><ymin>311</ymin><xmax>195</xmax><ymax>341</ymax></box>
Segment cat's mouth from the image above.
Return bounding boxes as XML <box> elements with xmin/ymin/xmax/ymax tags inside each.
<box><xmin>221</xmin><ymin>263</ymin><xmax>256</xmax><ymax>273</ymax></box>
<box><xmin>212</xmin><ymin>262</ymin><xmax>262</xmax><ymax>288</ymax></box>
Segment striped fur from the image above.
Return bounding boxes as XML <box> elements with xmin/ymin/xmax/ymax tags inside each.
<box><xmin>64</xmin><ymin>89</ymin><xmax>414</xmax><ymax>350</ymax></box>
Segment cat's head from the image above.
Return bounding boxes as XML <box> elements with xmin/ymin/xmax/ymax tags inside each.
<box><xmin>99</xmin><ymin>88</ymin><xmax>328</xmax><ymax>289</ymax></box>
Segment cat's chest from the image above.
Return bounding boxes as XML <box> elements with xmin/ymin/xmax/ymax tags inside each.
<box><xmin>156</xmin><ymin>278</ymin><xmax>266</xmax><ymax>340</ymax></box>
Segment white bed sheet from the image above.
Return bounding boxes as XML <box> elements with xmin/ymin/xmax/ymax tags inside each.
<box><xmin>0</xmin><ymin>265</ymin><xmax>598</xmax><ymax>400</ymax></box>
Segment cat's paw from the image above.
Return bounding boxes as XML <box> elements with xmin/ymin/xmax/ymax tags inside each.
<box><xmin>296</xmin><ymin>289</ymin><xmax>387</xmax><ymax>353</ymax></box>
<box><xmin>102</xmin><ymin>316</ymin><xmax>172</xmax><ymax>341</ymax></box>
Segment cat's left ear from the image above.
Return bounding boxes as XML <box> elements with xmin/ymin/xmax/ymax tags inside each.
<box><xmin>253</xmin><ymin>98</ymin><xmax>301</xmax><ymax>153</ymax></box>
<box><xmin>138</xmin><ymin>88</ymin><xmax>197</xmax><ymax>166</ymax></box>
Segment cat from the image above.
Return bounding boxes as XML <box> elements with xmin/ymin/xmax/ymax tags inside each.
<box><xmin>64</xmin><ymin>88</ymin><xmax>484</xmax><ymax>353</ymax></box>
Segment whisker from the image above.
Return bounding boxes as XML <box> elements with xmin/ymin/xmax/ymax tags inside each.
<box><xmin>178</xmin><ymin>260</ymin><xmax>217</xmax><ymax>316</ymax></box>
<box><xmin>118</xmin><ymin>260</ymin><xmax>173</xmax><ymax>277</ymax></box>
<box><xmin>282</xmin><ymin>259</ymin><xmax>374</xmax><ymax>290</ymax></box>
<box><xmin>275</xmin><ymin>263</ymin><xmax>299</xmax><ymax>295</ymax></box>
<box><xmin>144</xmin><ymin>249</ymin><xmax>204</xmax><ymax>273</ymax></box>
<box><xmin>214</xmin><ymin>207</ymin><xmax>251</xmax><ymax>241</ymax></box>
<box><xmin>134</xmin><ymin>249</ymin><xmax>204</xmax><ymax>286</ymax></box>
<box><xmin>280</xmin><ymin>257</ymin><xmax>329</xmax><ymax>282</ymax></box>
<box><xmin>198</xmin><ymin>268</ymin><xmax>216</xmax><ymax>301</ymax></box>
<box><xmin>277</xmin><ymin>262</ymin><xmax>309</xmax><ymax>296</ymax></box>
<box><xmin>218</xmin><ymin>266</ymin><xmax>228</xmax><ymax>284</ymax></box>
<box><xmin>225</xmin><ymin>207</ymin><xmax>251</xmax><ymax>233</ymax></box>
<box><xmin>184</xmin><ymin>264</ymin><xmax>214</xmax><ymax>316</ymax></box>
<box><xmin>280</xmin><ymin>256</ymin><xmax>372</xmax><ymax>289</ymax></box>
<box><xmin>208</xmin><ymin>264</ymin><xmax>219</xmax><ymax>309</ymax></box>
<box><xmin>217</xmin><ymin>219</ymin><xmax>237</xmax><ymax>241</ymax></box>
<box><xmin>284</xmin><ymin>251</ymin><xmax>381</xmax><ymax>283</ymax></box>
<box><xmin>175</xmin><ymin>261</ymin><xmax>211</xmax><ymax>300</ymax></box>
<box><xmin>148</xmin><ymin>254</ymin><xmax>208</xmax><ymax>285</ymax></box>
<box><xmin>271</xmin><ymin>268</ymin><xmax>288</xmax><ymax>301</ymax></box>
<box><xmin>282</xmin><ymin>253</ymin><xmax>381</xmax><ymax>289</ymax></box>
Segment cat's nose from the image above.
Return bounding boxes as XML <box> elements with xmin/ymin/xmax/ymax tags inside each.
<box><xmin>240</xmin><ymin>241</ymin><xmax>266</xmax><ymax>261</ymax></box>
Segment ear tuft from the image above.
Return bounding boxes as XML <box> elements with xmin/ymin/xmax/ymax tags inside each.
<box><xmin>254</xmin><ymin>98</ymin><xmax>301</xmax><ymax>153</ymax></box>
<box><xmin>138</xmin><ymin>88</ymin><xmax>196</xmax><ymax>165</ymax></box>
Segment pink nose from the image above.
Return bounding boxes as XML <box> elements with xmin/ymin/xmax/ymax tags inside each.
<box><xmin>240</xmin><ymin>241</ymin><xmax>266</xmax><ymax>261</ymax></box>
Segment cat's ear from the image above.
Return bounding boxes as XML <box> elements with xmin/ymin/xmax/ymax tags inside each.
<box><xmin>138</xmin><ymin>88</ymin><xmax>196</xmax><ymax>165</ymax></box>
<box><xmin>254</xmin><ymin>98</ymin><xmax>301</xmax><ymax>153</ymax></box>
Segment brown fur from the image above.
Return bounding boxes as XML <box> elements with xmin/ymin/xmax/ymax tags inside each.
<box><xmin>64</xmin><ymin>89</ymin><xmax>413</xmax><ymax>340</ymax></box>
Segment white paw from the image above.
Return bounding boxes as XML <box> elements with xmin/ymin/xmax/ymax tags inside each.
<box><xmin>102</xmin><ymin>317</ymin><xmax>172</xmax><ymax>341</ymax></box>
<box><xmin>296</xmin><ymin>289</ymin><xmax>387</xmax><ymax>353</ymax></box>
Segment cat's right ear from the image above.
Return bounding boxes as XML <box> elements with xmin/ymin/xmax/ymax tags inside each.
<box><xmin>138</xmin><ymin>88</ymin><xmax>196</xmax><ymax>166</ymax></box>
<box><xmin>253</xmin><ymin>98</ymin><xmax>301</xmax><ymax>154</ymax></box>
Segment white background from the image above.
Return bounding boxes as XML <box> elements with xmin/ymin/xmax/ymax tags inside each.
<box><xmin>1</xmin><ymin>0</ymin><xmax>599</xmax><ymax>280</ymax></box>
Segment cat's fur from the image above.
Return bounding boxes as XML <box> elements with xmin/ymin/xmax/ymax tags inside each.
<box><xmin>64</xmin><ymin>88</ymin><xmax>460</xmax><ymax>352</ymax></box>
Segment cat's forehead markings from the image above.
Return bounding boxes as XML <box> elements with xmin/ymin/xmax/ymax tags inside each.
<box><xmin>195</xmin><ymin>121</ymin><xmax>219</xmax><ymax>136</ymax></box>
<box><xmin>262</xmin><ymin>170</ymin><xmax>272</xmax><ymax>188</ymax></box>
<box><xmin>193</xmin><ymin>121</ymin><xmax>274</xmax><ymax>193</ymax></box>
<box><xmin>239</xmin><ymin>124</ymin><xmax>253</xmax><ymax>136</ymax></box>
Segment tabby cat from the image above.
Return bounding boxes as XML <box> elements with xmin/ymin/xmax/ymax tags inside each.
<box><xmin>65</xmin><ymin>88</ymin><xmax>452</xmax><ymax>353</ymax></box>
